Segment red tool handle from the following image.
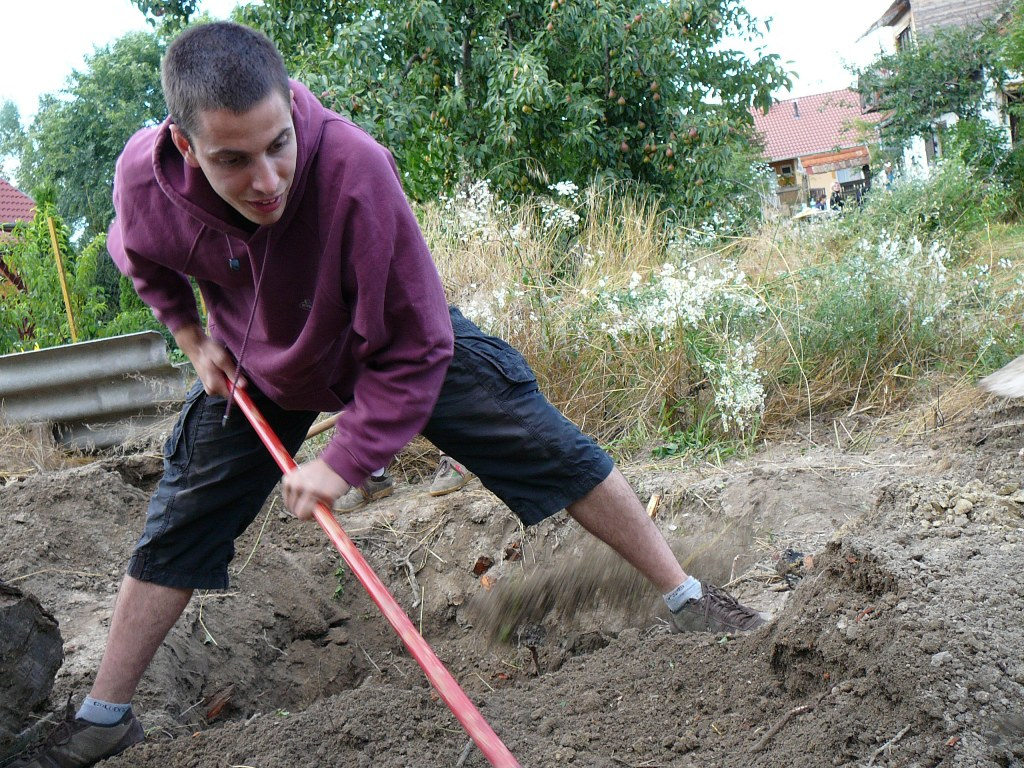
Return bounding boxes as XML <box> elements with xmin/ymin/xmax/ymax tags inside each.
<box><xmin>229</xmin><ymin>383</ymin><xmax>520</xmax><ymax>767</ymax></box>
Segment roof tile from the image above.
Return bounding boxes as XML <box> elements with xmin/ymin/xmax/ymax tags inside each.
<box><xmin>0</xmin><ymin>178</ymin><xmax>35</xmax><ymax>226</ymax></box>
<box><xmin>751</xmin><ymin>88</ymin><xmax>882</xmax><ymax>163</ymax></box>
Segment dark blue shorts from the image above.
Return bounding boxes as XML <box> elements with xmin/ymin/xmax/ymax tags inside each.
<box><xmin>130</xmin><ymin>307</ymin><xmax>612</xmax><ymax>589</ymax></box>
<box><xmin>423</xmin><ymin>307</ymin><xmax>613</xmax><ymax>525</ymax></box>
<box><xmin>127</xmin><ymin>382</ymin><xmax>317</xmax><ymax>590</ymax></box>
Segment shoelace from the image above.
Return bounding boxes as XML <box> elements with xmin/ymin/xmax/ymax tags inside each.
<box><xmin>27</xmin><ymin>702</ymin><xmax>81</xmax><ymax>755</ymax></box>
<box><xmin>701</xmin><ymin>584</ymin><xmax>761</xmax><ymax>623</ymax></box>
<box><xmin>434</xmin><ymin>456</ymin><xmax>459</xmax><ymax>480</ymax></box>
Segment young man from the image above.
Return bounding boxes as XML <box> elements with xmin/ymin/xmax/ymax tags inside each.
<box><xmin>13</xmin><ymin>22</ymin><xmax>765</xmax><ymax>768</ymax></box>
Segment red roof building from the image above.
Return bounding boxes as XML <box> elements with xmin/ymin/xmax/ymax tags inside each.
<box><xmin>0</xmin><ymin>178</ymin><xmax>34</xmax><ymax>292</ymax></box>
<box><xmin>0</xmin><ymin>177</ymin><xmax>35</xmax><ymax>227</ymax></box>
<box><xmin>751</xmin><ymin>89</ymin><xmax>883</xmax><ymax>214</ymax></box>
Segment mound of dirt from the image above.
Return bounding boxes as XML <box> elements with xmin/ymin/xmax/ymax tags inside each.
<box><xmin>2</xmin><ymin>392</ymin><xmax>1023</xmax><ymax>767</ymax></box>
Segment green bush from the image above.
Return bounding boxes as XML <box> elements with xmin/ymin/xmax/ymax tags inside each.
<box><xmin>0</xmin><ymin>206</ymin><xmax>164</xmax><ymax>356</ymax></box>
<box><xmin>995</xmin><ymin>143</ymin><xmax>1024</xmax><ymax>218</ymax></box>
<box><xmin>848</xmin><ymin>156</ymin><xmax>1008</xmax><ymax>246</ymax></box>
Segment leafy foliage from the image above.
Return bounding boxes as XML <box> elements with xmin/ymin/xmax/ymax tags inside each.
<box><xmin>1</xmin><ymin>205</ymin><xmax>104</xmax><ymax>353</ymax></box>
<box><xmin>237</xmin><ymin>0</ymin><xmax>790</xmax><ymax>209</ymax></box>
<box><xmin>851</xmin><ymin>155</ymin><xmax>1010</xmax><ymax>241</ymax></box>
<box><xmin>0</xmin><ymin>205</ymin><xmax>164</xmax><ymax>355</ymax></box>
<box><xmin>856</xmin><ymin>22</ymin><xmax>1002</xmax><ymax>150</ymax></box>
<box><xmin>132</xmin><ymin>0</ymin><xmax>201</xmax><ymax>26</ymax></box>
<box><xmin>998</xmin><ymin>0</ymin><xmax>1024</xmax><ymax>75</ymax></box>
<box><xmin>5</xmin><ymin>32</ymin><xmax>166</xmax><ymax>244</ymax></box>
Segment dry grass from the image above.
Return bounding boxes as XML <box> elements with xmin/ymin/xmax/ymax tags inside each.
<box><xmin>415</xmin><ymin>181</ymin><xmax>1024</xmax><ymax>460</ymax></box>
<box><xmin>419</xmin><ymin>186</ymin><xmax>707</xmax><ymax>455</ymax></box>
<box><xmin>0</xmin><ymin>422</ymin><xmax>68</xmax><ymax>482</ymax></box>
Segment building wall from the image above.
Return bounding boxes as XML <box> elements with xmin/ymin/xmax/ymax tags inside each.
<box><xmin>806</xmin><ymin>172</ymin><xmax>835</xmax><ymax>206</ymax></box>
<box><xmin>983</xmin><ymin>77</ymin><xmax>1014</xmax><ymax>145</ymax></box>
<box><xmin>912</xmin><ymin>0</ymin><xmax>1004</xmax><ymax>38</ymax></box>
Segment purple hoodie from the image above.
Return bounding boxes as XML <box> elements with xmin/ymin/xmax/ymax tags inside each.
<box><xmin>108</xmin><ymin>81</ymin><xmax>454</xmax><ymax>486</ymax></box>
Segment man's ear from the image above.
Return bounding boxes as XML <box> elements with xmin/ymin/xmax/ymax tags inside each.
<box><xmin>170</xmin><ymin>124</ymin><xmax>201</xmax><ymax>168</ymax></box>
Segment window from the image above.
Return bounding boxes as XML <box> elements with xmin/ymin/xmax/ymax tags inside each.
<box><xmin>1006</xmin><ymin>87</ymin><xmax>1023</xmax><ymax>145</ymax></box>
<box><xmin>896</xmin><ymin>25</ymin><xmax>913</xmax><ymax>51</ymax></box>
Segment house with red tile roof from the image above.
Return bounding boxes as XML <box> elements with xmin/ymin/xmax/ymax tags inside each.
<box><xmin>0</xmin><ymin>177</ymin><xmax>35</xmax><ymax>293</ymax></box>
<box><xmin>0</xmin><ymin>177</ymin><xmax>35</xmax><ymax>227</ymax></box>
<box><xmin>751</xmin><ymin>88</ymin><xmax>883</xmax><ymax>214</ymax></box>
<box><xmin>863</xmin><ymin>0</ymin><xmax>1008</xmax><ymax>173</ymax></box>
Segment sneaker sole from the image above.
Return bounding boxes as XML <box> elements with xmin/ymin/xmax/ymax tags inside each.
<box><xmin>336</xmin><ymin>486</ymin><xmax>394</xmax><ymax>512</ymax></box>
<box><xmin>429</xmin><ymin>475</ymin><xmax>473</xmax><ymax>497</ymax></box>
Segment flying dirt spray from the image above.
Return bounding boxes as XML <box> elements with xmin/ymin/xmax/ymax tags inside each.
<box><xmin>979</xmin><ymin>355</ymin><xmax>1024</xmax><ymax>398</ymax></box>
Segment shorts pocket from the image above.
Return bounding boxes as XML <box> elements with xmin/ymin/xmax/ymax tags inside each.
<box><xmin>166</xmin><ymin>381</ymin><xmax>206</xmax><ymax>468</ymax></box>
<box><xmin>454</xmin><ymin>334</ymin><xmax>536</xmax><ymax>385</ymax></box>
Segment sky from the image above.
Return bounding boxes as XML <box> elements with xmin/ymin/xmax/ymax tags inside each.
<box><xmin>735</xmin><ymin>0</ymin><xmax>893</xmax><ymax>99</ymax></box>
<box><xmin>0</xmin><ymin>0</ymin><xmax>894</xmax><ymax>122</ymax></box>
<box><xmin>0</xmin><ymin>0</ymin><xmax>240</xmax><ymax>121</ymax></box>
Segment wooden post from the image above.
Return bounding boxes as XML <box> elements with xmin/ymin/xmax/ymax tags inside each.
<box><xmin>47</xmin><ymin>217</ymin><xmax>78</xmax><ymax>343</ymax></box>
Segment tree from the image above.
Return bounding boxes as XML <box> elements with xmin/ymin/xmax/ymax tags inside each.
<box><xmin>237</xmin><ymin>0</ymin><xmax>790</xmax><ymax>209</ymax></box>
<box><xmin>5</xmin><ymin>31</ymin><xmax>165</xmax><ymax>244</ymax></box>
<box><xmin>999</xmin><ymin>0</ymin><xmax>1024</xmax><ymax>75</ymax></box>
<box><xmin>130</xmin><ymin>0</ymin><xmax>203</xmax><ymax>36</ymax></box>
<box><xmin>856</xmin><ymin>22</ymin><xmax>1002</xmax><ymax>151</ymax></box>
<box><xmin>132</xmin><ymin>0</ymin><xmax>200</xmax><ymax>25</ymax></box>
<box><xmin>0</xmin><ymin>101</ymin><xmax>25</xmax><ymax>179</ymax></box>
<box><xmin>0</xmin><ymin>204</ymin><xmax>107</xmax><ymax>354</ymax></box>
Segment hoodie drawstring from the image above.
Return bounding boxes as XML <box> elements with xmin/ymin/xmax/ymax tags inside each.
<box><xmin>221</xmin><ymin>235</ymin><xmax>268</xmax><ymax>426</ymax></box>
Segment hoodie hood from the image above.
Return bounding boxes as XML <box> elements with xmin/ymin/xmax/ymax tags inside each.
<box><xmin>151</xmin><ymin>79</ymin><xmax>327</xmax><ymax>240</ymax></box>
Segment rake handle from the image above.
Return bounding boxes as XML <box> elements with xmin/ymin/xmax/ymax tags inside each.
<box><xmin>228</xmin><ymin>382</ymin><xmax>520</xmax><ymax>767</ymax></box>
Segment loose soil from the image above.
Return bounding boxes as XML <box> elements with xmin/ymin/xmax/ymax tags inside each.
<box><xmin>2</xmin><ymin>387</ymin><xmax>1023</xmax><ymax>768</ymax></box>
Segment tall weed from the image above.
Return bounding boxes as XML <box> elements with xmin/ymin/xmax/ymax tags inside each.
<box><xmin>420</xmin><ymin>182</ymin><xmax>767</xmax><ymax>457</ymax></box>
<box><xmin>417</xmin><ymin>170</ymin><xmax>1024</xmax><ymax>460</ymax></box>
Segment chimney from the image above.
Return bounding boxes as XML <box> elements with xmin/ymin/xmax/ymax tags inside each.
<box><xmin>793</xmin><ymin>100</ymin><xmax>800</xmax><ymax>118</ymax></box>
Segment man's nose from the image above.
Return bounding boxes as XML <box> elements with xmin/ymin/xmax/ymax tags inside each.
<box><xmin>251</xmin><ymin>156</ymin><xmax>278</xmax><ymax>194</ymax></box>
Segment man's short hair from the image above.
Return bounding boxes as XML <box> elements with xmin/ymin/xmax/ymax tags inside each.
<box><xmin>162</xmin><ymin>22</ymin><xmax>290</xmax><ymax>138</ymax></box>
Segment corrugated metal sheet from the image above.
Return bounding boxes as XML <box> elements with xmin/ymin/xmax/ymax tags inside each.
<box><xmin>0</xmin><ymin>332</ymin><xmax>187</xmax><ymax>450</ymax></box>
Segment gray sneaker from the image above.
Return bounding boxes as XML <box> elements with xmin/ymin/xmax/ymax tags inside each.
<box><xmin>670</xmin><ymin>582</ymin><xmax>767</xmax><ymax>634</ymax></box>
<box><xmin>335</xmin><ymin>473</ymin><xmax>394</xmax><ymax>512</ymax></box>
<box><xmin>429</xmin><ymin>455</ymin><xmax>473</xmax><ymax>497</ymax></box>
<box><xmin>10</xmin><ymin>702</ymin><xmax>144</xmax><ymax>767</ymax></box>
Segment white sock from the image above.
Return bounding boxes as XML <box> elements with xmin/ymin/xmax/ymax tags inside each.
<box><xmin>663</xmin><ymin>576</ymin><xmax>703</xmax><ymax>612</ymax></box>
<box><xmin>76</xmin><ymin>696</ymin><xmax>131</xmax><ymax>725</ymax></box>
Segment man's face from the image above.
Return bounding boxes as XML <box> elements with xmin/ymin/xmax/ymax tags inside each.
<box><xmin>171</xmin><ymin>91</ymin><xmax>297</xmax><ymax>227</ymax></box>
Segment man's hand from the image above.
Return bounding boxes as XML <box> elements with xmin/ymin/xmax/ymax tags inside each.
<box><xmin>283</xmin><ymin>458</ymin><xmax>350</xmax><ymax>520</ymax></box>
<box><xmin>172</xmin><ymin>323</ymin><xmax>246</xmax><ymax>397</ymax></box>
